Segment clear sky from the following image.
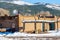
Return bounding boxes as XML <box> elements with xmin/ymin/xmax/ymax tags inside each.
<box><xmin>23</xmin><ymin>0</ymin><xmax>60</xmax><ymax>4</ymax></box>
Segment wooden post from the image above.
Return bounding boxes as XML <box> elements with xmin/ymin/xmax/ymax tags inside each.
<box><xmin>42</xmin><ymin>22</ymin><xmax>45</xmax><ymax>32</ymax></box>
<box><xmin>34</xmin><ymin>22</ymin><xmax>36</xmax><ymax>33</ymax></box>
<box><xmin>23</xmin><ymin>22</ymin><xmax>25</xmax><ymax>32</ymax></box>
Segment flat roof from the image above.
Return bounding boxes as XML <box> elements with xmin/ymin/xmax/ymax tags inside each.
<box><xmin>22</xmin><ymin>20</ymin><xmax>57</xmax><ymax>23</ymax></box>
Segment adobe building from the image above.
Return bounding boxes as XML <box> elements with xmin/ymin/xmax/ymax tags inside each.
<box><xmin>0</xmin><ymin>9</ymin><xmax>59</xmax><ymax>33</ymax></box>
<box><xmin>18</xmin><ymin>14</ymin><xmax>60</xmax><ymax>33</ymax></box>
<box><xmin>0</xmin><ymin>15</ymin><xmax>18</xmax><ymax>32</ymax></box>
<box><xmin>0</xmin><ymin>13</ymin><xmax>60</xmax><ymax>33</ymax></box>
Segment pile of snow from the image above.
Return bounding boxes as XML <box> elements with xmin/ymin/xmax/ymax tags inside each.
<box><xmin>47</xmin><ymin>30</ymin><xmax>57</xmax><ymax>33</ymax></box>
<box><xmin>6</xmin><ymin>32</ymin><xmax>28</xmax><ymax>37</ymax></box>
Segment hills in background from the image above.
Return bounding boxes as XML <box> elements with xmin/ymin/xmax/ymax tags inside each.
<box><xmin>0</xmin><ymin>1</ymin><xmax>60</xmax><ymax>16</ymax></box>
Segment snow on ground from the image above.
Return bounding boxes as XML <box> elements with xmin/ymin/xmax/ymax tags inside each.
<box><xmin>6</xmin><ymin>32</ymin><xmax>28</xmax><ymax>37</ymax></box>
<box><xmin>0</xmin><ymin>31</ymin><xmax>60</xmax><ymax>40</ymax></box>
<box><xmin>5</xmin><ymin>30</ymin><xmax>60</xmax><ymax>37</ymax></box>
<box><xmin>0</xmin><ymin>30</ymin><xmax>60</xmax><ymax>37</ymax></box>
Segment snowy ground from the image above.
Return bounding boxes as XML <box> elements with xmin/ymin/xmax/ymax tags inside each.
<box><xmin>5</xmin><ymin>30</ymin><xmax>60</xmax><ymax>37</ymax></box>
<box><xmin>0</xmin><ymin>30</ymin><xmax>60</xmax><ymax>40</ymax></box>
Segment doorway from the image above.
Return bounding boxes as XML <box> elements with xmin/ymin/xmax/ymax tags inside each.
<box><xmin>49</xmin><ymin>22</ymin><xmax>55</xmax><ymax>30</ymax></box>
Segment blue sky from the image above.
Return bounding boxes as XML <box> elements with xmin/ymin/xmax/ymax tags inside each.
<box><xmin>23</xmin><ymin>0</ymin><xmax>60</xmax><ymax>4</ymax></box>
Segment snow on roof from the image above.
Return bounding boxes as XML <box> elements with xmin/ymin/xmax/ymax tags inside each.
<box><xmin>22</xmin><ymin>20</ymin><xmax>57</xmax><ymax>23</ymax></box>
